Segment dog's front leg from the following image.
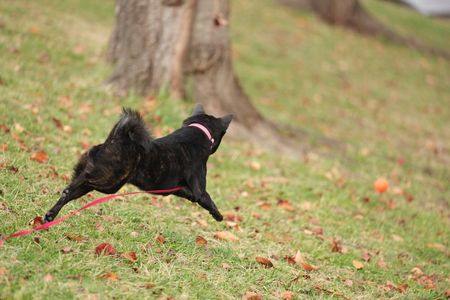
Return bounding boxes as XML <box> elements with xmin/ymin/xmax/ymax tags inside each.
<box><xmin>44</xmin><ymin>183</ymin><xmax>92</xmax><ymax>223</ymax></box>
<box><xmin>197</xmin><ymin>192</ymin><xmax>223</xmax><ymax>221</ymax></box>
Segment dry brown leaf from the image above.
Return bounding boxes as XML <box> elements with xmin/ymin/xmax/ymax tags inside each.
<box><xmin>277</xmin><ymin>199</ymin><xmax>294</xmax><ymax>211</ymax></box>
<box><xmin>281</xmin><ymin>290</ymin><xmax>294</xmax><ymax>300</ymax></box>
<box><xmin>352</xmin><ymin>260</ymin><xmax>364</xmax><ymax>270</ymax></box>
<box><xmin>0</xmin><ymin>144</ymin><xmax>7</xmax><ymax>152</ymax></box>
<box><xmin>195</xmin><ymin>235</ymin><xmax>208</xmax><ymax>247</ymax></box>
<box><xmin>331</xmin><ymin>239</ymin><xmax>342</xmax><ymax>253</ymax></box>
<box><xmin>392</xmin><ymin>234</ymin><xmax>403</xmax><ymax>242</ymax></box>
<box><xmin>249</xmin><ymin>161</ymin><xmax>261</xmax><ymax>171</ymax></box>
<box><xmin>30</xmin><ymin>216</ymin><xmax>44</xmax><ymax>229</ymax></box>
<box><xmin>224</xmin><ymin>212</ymin><xmax>243</xmax><ymax>222</ymax></box>
<box><xmin>43</xmin><ymin>273</ymin><xmax>53</xmax><ymax>282</ymax></box>
<box><xmin>142</xmin><ymin>282</ymin><xmax>156</xmax><ymax>289</ymax></box>
<box><xmin>214</xmin><ymin>231</ymin><xmax>239</xmax><ymax>241</ymax></box>
<box><xmin>121</xmin><ymin>251</ymin><xmax>138</xmax><ymax>262</ymax></box>
<box><xmin>361</xmin><ymin>251</ymin><xmax>372</xmax><ymax>262</ymax></box>
<box><xmin>97</xmin><ymin>272</ymin><xmax>118</xmax><ymax>281</ymax></box>
<box><xmin>242</xmin><ymin>291</ymin><xmax>262</xmax><ymax>300</ymax></box>
<box><xmin>377</xmin><ymin>258</ymin><xmax>387</xmax><ymax>269</ymax></box>
<box><xmin>65</xmin><ymin>233</ymin><xmax>86</xmax><ymax>242</ymax></box>
<box><xmin>61</xmin><ymin>246</ymin><xmax>72</xmax><ymax>254</ymax></box>
<box><xmin>0</xmin><ymin>267</ymin><xmax>8</xmax><ymax>276</ymax></box>
<box><xmin>258</xmin><ymin>202</ymin><xmax>272</xmax><ymax>211</ymax></box>
<box><xmin>31</xmin><ymin>151</ymin><xmax>48</xmax><ymax>164</ymax></box>
<box><xmin>95</xmin><ymin>243</ymin><xmax>116</xmax><ymax>256</ymax></box>
<box><xmin>425</xmin><ymin>243</ymin><xmax>446</xmax><ymax>252</ymax></box>
<box><xmin>155</xmin><ymin>233</ymin><xmax>166</xmax><ymax>244</ymax></box>
<box><xmin>294</xmin><ymin>251</ymin><xmax>319</xmax><ymax>271</ymax></box>
<box><xmin>255</xmin><ymin>256</ymin><xmax>273</xmax><ymax>268</ymax></box>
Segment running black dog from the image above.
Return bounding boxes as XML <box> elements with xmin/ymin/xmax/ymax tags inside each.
<box><xmin>44</xmin><ymin>104</ymin><xmax>232</xmax><ymax>223</ymax></box>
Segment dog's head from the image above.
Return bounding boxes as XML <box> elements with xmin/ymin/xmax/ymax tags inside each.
<box><xmin>182</xmin><ymin>104</ymin><xmax>233</xmax><ymax>154</ymax></box>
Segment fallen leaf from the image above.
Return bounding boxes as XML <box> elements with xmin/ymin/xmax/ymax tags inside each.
<box><xmin>361</xmin><ymin>251</ymin><xmax>371</xmax><ymax>262</ymax></box>
<box><xmin>30</xmin><ymin>151</ymin><xmax>48</xmax><ymax>164</ymax></box>
<box><xmin>377</xmin><ymin>258</ymin><xmax>387</xmax><ymax>269</ymax></box>
<box><xmin>242</xmin><ymin>291</ymin><xmax>262</xmax><ymax>300</ymax></box>
<box><xmin>277</xmin><ymin>199</ymin><xmax>294</xmax><ymax>211</ymax></box>
<box><xmin>214</xmin><ymin>231</ymin><xmax>239</xmax><ymax>241</ymax></box>
<box><xmin>52</xmin><ymin>117</ymin><xmax>63</xmax><ymax>129</ymax></box>
<box><xmin>155</xmin><ymin>233</ymin><xmax>166</xmax><ymax>244</ymax></box>
<box><xmin>425</xmin><ymin>243</ymin><xmax>446</xmax><ymax>252</ymax></box>
<box><xmin>121</xmin><ymin>251</ymin><xmax>138</xmax><ymax>262</ymax></box>
<box><xmin>43</xmin><ymin>274</ymin><xmax>53</xmax><ymax>282</ymax></box>
<box><xmin>294</xmin><ymin>251</ymin><xmax>319</xmax><ymax>271</ymax></box>
<box><xmin>95</xmin><ymin>243</ymin><xmax>116</xmax><ymax>256</ymax></box>
<box><xmin>0</xmin><ymin>267</ymin><xmax>8</xmax><ymax>276</ymax></box>
<box><xmin>65</xmin><ymin>233</ymin><xmax>86</xmax><ymax>242</ymax></box>
<box><xmin>352</xmin><ymin>260</ymin><xmax>364</xmax><ymax>270</ymax></box>
<box><xmin>223</xmin><ymin>212</ymin><xmax>243</xmax><ymax>222</ymax></box>
<box><xmin>392</xmin><ymin>234</ymin><xmax>403</xmax><ymax>242</ymax></box>
<box><xmin>30</xmin><ymin>216</ymin><xmax>44</xmax><ymax>229</ymax></box>
<box><xmin>0</xmin><ymin>144</ymin><xmax>7</xmax><ymax>152</ymax></box>
<box><xmin>97</xmin><ymin>272</ymin><xmax>118</xmax><ymax>281</ymax></box>
<box><xmin>61</xmin><ymin>246</ymin><xmax>72</xmax><ymax>254</ymax></box>
<box><xmin>281</xmin><ymin>290</ymin><xmax>294</xmax><ymax>300</ymax></box>
<box><xmin>195</xmin><ymin>235</ymin><xmax>208</xmax><ymax>247</ymax></box>
<box><xmin>258</xmin><ymin>202</ymin><xmax>272</xmax><ymax>210</ymax></box>
<box><xmin>142</xmin><ymin>282</ymin><xmax>156</xmax><ymax>289</ymax></box>
<box><xmin>249</xmin><ymin>161</ymin><xmax>261</xmax><ymax>171</ymax></box>
<box><xmin>255</xmin><ymin>256</ymin><xmax>273</xmax><ymax>268</ymax></box>
<box><xmin>344</xmin><ymin>279</ymin><xmax>353</xmax><ymax>287</ymax></box>
<box><xmin>331</xmin><ymin>239</ymin><xmax>342</xmax><ymax>253</ymax></box>
<box><xmin>130</xmin><ymin>231</ymin><xmax>139</xmax><ymax>238</ymax></box>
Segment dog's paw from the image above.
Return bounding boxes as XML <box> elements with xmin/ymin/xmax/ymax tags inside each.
<box><xmin>211</xmin><ymin>211</ymin><xmax>223</xmax><ymax>222</ymax></box>
<box><xmin>43</xmin><ymin>213</ymin><xmax>54</xmax><ymax>223</ymax></box>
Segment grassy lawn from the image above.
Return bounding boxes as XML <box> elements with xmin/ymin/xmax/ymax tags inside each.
<box><xmin>1</xmin><ymin>0</ymin><xmax>449</xmax><ymax>299</ymax></box>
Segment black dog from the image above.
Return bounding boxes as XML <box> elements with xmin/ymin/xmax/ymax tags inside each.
<box><xmin>44</xmin><ymin>104</ymin><xmax>232</xmax><ymax>223</ymax></box>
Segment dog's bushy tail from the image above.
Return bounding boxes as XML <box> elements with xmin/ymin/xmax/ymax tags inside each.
<box><xmin>106</xmin><ymin>108</ymin><xmax>152</xmax><ymax>152</ymax></box>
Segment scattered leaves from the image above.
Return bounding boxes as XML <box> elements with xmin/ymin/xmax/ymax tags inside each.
<box><xmin>255</xmin><ymin>256</ymin><xmax>273</xmax><ymax>268</ymax></box>
<box><xmin>281</xmin><ymin>290</ymin><xmax>294</xmax><ymax>300</ymax></box>
<box><xmin>352</xmin><ymin>260</ymin><xmax>364</xmax><ymax>270</ymax></box>
<box><xmin>30</xmin><ymin>151</ymin><xmax>48</xmax><ymax>164</ymax></box>
<box><xmin>361</xmin><ymin>251</ymin><xmax>372</xmax><ymax>262</ymax></box>
<box><xmin>61</xmin><ymin>246</ymin><xmax>72</xmax><ymax>254</ymax></box>
<box><xmin>97</xmin><ymin>272</ymin><xmax>118</xmax><ymax>281</ymax></box>
<box><xmin>214</xmin><ymin>231</ymin><xmax>239</xmax><ymax>242</ymax></box>
<box><xmin>155</xmin><ymin>233</ymin><xmax>166</xmax><ymax>244</ymax></box>
<box><xmin>294</xmin><ymin>251</ymin><xmax>319</xmax><ymax>271</ymax></box>
<box><xmin>277</xmin><ymin>199</ymin><xmax>294</xmax><ymax>211</ymax></box>
<box><xmin>43</xmin><ymin>274</ymin><xmax>53</xmax><ymax>282</ymax></box>
<box><xmin>121</xmin><ymin>251</ymin><xmax>138</xmax><ymax>263</ymax></box>
<box><xmin>242</xmin><ymin>291</ymin><xmax>262</xmax><ymax>300</ymax></box>
<box><xmin>331</xmin><ymin>239</ymin><xmax>342</xmax><ymax>253</ymax></box>
<box><xmin>65</xmin><ymin>233</ymin><xmax>86</xmax><ymax>242</ymax></box>
<box><xmin>195</xmin><ymin>235</ymin><xmax>208</xmax><ymax>247</ymax></box>
<box><xmin>95</xmin><ymin>243</ymin><xmax>116</xmax><ymax>256</ymax></box>
<box><xmin>30</xmin><ymin>216</ymin><xmax>44</xmax><ymax>229</ymax></box>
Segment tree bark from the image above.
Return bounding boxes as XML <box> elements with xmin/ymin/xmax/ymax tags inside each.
<box><xmin>280</xmin><ymin>0</ymin><xmax>450</xmax><ymax>60</ymax></box>
<box><xmin>107</xmin><ymin>0</ymin><xmax>301</xmax><ymax>153</ymax></box>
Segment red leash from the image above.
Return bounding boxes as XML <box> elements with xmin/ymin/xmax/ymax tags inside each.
<box><xmin>0</xmin><ymin>187</ymin><xmax>182</xmax><ymax>247</ymax></box>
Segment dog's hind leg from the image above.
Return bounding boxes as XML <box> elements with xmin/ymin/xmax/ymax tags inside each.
<box><xmin>43</xmin><ymin>176</ymin><xmax>92</xmax><ymax>223</ymax></box>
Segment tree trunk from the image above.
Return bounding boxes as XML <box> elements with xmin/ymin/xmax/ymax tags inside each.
<box><xmin>107</xmin><ymin>0</ymin><xmax>300</xmax><ymax>153</ymax></box>
<box><xmin>279</xmin><ymin>0</ymin><xmax>450</xmax><ymax>60</ymax></box>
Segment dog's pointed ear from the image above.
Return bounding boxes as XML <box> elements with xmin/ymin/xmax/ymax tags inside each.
<box><xmin>221</xmin><ymin>114</ymin><xmax>233</xmax><ymax>129</ymax></box>
<box><xmin>192</xmin><ymin>104</ymin><xmax>205</xmax><ymax>116</ymax></box>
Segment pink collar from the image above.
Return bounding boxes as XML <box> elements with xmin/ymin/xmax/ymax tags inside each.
<box><xmin>188</xmin><ymin>123</ymin><xmax>214</xmax><ymax>146</ymax></box>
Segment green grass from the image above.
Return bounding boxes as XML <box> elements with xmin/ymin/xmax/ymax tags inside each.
<box><xmin>1</xmin><ymin>0</ymin><xmax>449</xmax><ymax>299</ymax></box>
